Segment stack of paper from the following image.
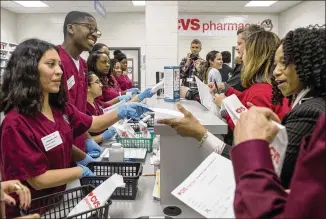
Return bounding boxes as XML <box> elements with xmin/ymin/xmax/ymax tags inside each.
<box><xmin>100</xmin><ymin>148</ymin><xmax>147</xmax><ymax>160</ymax></box>
<box><xmin>172</xmin><ymin>152</ymin><xmax>235</xmax><ymax>218</ymax></box>
<box><xmin>152</xmin><ymin>169</ymin><xmax>160</xmax><ymax>200</ymax></box>
<box><xmin>195</xmin><ymin>76</ymin><xmax>221</xmax><ymax>118</ymax></box>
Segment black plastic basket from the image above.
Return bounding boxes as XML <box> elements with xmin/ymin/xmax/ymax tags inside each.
<box><xmin>80</xmin><ymin>162</ymin><xmax>143</xmax><ymax>200</ymax></box>
<box><xmin>22</xmin><ymin>185</ymin><xmax>111</xmax><ymax>219</ymax></box>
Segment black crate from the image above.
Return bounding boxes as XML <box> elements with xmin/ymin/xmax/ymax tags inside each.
<box><xmin>22</xmin><ymin>185</ymin><xmax>111</xmax><ymax>219</ymax></box>
<box><xmin>80</xmin><ymin>162</ymin><xmax>142</xmax><ymax>200</ymax></box>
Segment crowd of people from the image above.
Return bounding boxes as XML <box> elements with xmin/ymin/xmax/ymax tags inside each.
<box><xmin>0</xmin><ymin>9</ymin><xmax>325</xmax><ymax>219</ymax></box>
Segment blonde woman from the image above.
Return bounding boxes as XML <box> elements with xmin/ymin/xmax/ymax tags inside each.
<box><xmin>212</xmin><ymin>28</ymin><xmax>290</xmax><ymax>130</ymax></box>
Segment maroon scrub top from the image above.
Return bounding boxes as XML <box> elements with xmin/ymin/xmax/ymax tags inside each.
<box><xmin>57</xmin><ymin>45</ymin><xmax>88</xmax><ymax>152</ymax></box>
<box><xmin>0</xmin><ymin>103</ymin><xmax>92</xmax><ymax>218</ymax></box>
<box><xmin>100</xmin><ymin>75</ymin><xmax>122</xmax><ymax>102</ymax></box>
<box><xmin>117</xmin><ymin>74</ymin><xmax>133</xmax><ymax>91</ymax></box>
<box><xmin>231</xmin><ymin>112</ymin><xmax>326</xmax><ymax>218</ymax></box>
<box><xmin>86</xmin><ymin>100</ymin><xmax>111</xmax><ymax>137</ymax></box>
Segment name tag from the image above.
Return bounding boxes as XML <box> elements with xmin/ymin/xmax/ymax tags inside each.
<box><xmin>187</xmin><ymin>78</ymin><xmax>193</xmax><ymax>82</ymax></box>
<box><xmin>67</xmin><ymin>75</ymin><xmax>75</xmax><ymax>90</ymax></box>
<box><xmin>41</xmin><ymin>131</ymin><xmax>63</xmax><ymax>152</ymax></box>
<box><xmin>103</xmin><ymin>107</ymin><xmax>113</xmax><ymax>114</ymax></box>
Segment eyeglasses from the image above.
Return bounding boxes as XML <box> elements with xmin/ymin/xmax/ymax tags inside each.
<box><xmin>71</xmin><ymin>23</ymin><xmax>102</xmax><ymax>38</ymax></box>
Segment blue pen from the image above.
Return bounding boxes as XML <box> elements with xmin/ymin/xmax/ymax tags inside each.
<box><xmin>213</xmin><ymin>79</ymin><xmax>220</xmax><ymax>94</ymax></box>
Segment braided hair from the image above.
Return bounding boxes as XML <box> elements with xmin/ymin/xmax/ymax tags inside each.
<box><xmin>272</xmin><ymin>26</ymin><xmax>326</xmax><ymax>104</ymax></box>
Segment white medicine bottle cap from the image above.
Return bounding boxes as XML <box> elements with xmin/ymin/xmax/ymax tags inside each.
<box><xmin>112</xmin><ymin>143</ymin><xmax>122</xmax><ymax>148</ymax></box>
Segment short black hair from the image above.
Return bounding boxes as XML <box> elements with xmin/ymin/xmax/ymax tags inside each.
<box><xmin>0</xmin><ymin>38</ymin><xmax>66</xmax><ymax>116</ymax></box>
<box><xmin>90</xmin><ymin>43</ymin><xmax>108</xmax><ymax>55</ymax></box>
<box><xmin>221</xmin><ymin>51</ymin><xmax>231</xmax><ymax>63</ymax></box>
<box><xmin>191</xmin><ymin>39</ymin><xmax>202</xmax><ymax>47</ymax></box>
<box><xmin>63</xmin><ymin>11</ymin><xmax>95</xmax><ymax>39</ymax></box>
<box><xmin>113</xmin><ymin>50</ymin><xmax>127</xmax><ymax>62</ymax></box>
<box><xmin>272</xmin><ymin>27</ymin><xmax>326</xmax><ymax>104</ymax></box>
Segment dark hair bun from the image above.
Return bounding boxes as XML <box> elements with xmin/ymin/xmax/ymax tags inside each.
<box><xmin>113</xmin><ymin>50</ymin><xmax>122</xmax><ymax>56</ymax></box>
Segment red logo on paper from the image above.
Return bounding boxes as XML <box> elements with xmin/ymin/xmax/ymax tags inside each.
<box><xmin>177</xmin><ymin>187</ymin><xmax>188</xmax><ymax>196</ymax></box>
<box><xmin>270</xmin><ymin>146</ymin><xmax>280</xmax><ymax>164</ymax></box>
<box><xmin>88</xmin><ymin>192</ymin><xmax>100</xmax><ymax>208</ymax></box>
<box><xmin>236</xmin><ymin>106</ymin><xmax>246</xmax><ymax>114</ymax></box>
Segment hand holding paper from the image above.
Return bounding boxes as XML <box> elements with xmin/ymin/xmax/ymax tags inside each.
<box><xmin>157</xmin><ymin>104</ymin><xmax>207</xmax><ymax>141</ymax></box>
<box><xmin>234</xmin><ymin>106</ymin><xmax>281</xmax><ymax>145</ymax></box>
<box><xmin>221</xmin><ymin>94</ymin><xmax>288</xmax><ymax>176</ymax></box>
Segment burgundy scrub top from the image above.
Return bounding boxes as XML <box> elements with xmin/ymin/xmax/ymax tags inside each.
<box><xmin>86</xmin><ymin>100</ymin><xmax>111</xmax><ymax>136</ymax></box>
<box><xmin>117</xmin><ymin>74</ymin><xmax>133</xmax><ymax>91</ymax></box>
<box><xmin>100</xmin><ymin>75</ymin><xmax>122</xmax><ymax>102</ymax></box>
<box><xmin>57</xmin><ymin>45</ymin><xmax>88</xmax><ymax>152</ymax></box>
<box><xmin>0</xmin><ymin>103</ymin><xmax>92</xmax><ymax>218</ymax></box>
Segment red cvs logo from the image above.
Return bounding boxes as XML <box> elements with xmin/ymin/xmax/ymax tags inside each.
<box><xmin>178</xmin><ymin>19</ymin><xmax>200</xmax><ymax>31</ymax></box>
<box><xmin>177</xmin><ymin>187</ymin><xmax>188</xmax><ymax>196</ymax></box>
<box><xmin>88</xmin><ymin>192</ymin><xmax>100</xmax><ymax>208</ymax></box>
<box><xmin>236</xmin><ymin>106</ymin><xmax>246</xmax><ymax>114</ymax></box>
<box><xmin>270</xmin><ymin>146</ymin><xmax>280</xmax><ymax>164</ymax></box>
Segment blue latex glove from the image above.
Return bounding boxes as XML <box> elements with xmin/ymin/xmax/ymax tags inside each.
<box><xmin>85</xmin><ymin>138</ymin><xmax>103</xmax><ymax>158</ymax></box>
<box><xmin>138</xmin><ymin>88</ymin><xmax>154</xmax><ymax>102</ymax></box>
<box><xmin>117</xmin><ymin>102</ymin><xmax>153</xmax><ymax>120</ymax></box>
<box><xmin>102</xmin><ymin>127</ymin><xmax>117</xmax><ymax>141</ymax></box>
<box><xmin>78</xmin><ymin>164</ymin><xmax>96</xmax><ymax>178</ymax></box>
<box><xmin>127</xmin><ymin>88</ymin><xmax>140</xmax><ymax>95</ymax></box>
<box><xmin>76</xmin><ymin>153</ymin><xmax>95</xmax><ymax>166</ymax></box>
<box><xmin>118</xmin><ymin>95</ymin><xmax>132</xmax><ymax>102</ymax></box>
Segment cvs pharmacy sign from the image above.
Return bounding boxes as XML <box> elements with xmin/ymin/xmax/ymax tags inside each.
<box><xmin>178</xmin><ymin>14</ymin><xmax>278</xmax><ymax>36</ymax></box>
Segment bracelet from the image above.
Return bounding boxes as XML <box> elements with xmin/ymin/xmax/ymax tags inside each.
<box><xmin>198</xmin><ymin>130</ymin><xmax>209</xmax><ymax>147</ymax></box>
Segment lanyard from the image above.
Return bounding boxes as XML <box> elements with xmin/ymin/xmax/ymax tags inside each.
<box><xmin>292</xmin><ymin>88</ymin><xmax>311</xmax><ymax>109</ymax></box>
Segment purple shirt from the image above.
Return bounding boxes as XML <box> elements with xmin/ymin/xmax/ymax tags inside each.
<box><xmin>0</xmin><ymin>103</ymin><xmax>92</xmax><ymax>218</ymax></box>
<box><xmin>86</xmin><ymin>100</ymin><xmax>111</xmax><ymax>136</ymax></box>
<box><xmin>100</xmin><ymin>75</ymin><xmax>122</xmax><ymax>102</ymax></box>
<box><xmin>231</xmin><ymin>112</ymin><xmax>326</xmax><ymax>218</ymax></box>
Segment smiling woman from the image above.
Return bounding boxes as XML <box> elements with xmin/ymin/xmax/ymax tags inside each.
<box><xmin>0</xmin><ymin>38</ymin><xmax>152</xmax><ymax>218</ymax></box>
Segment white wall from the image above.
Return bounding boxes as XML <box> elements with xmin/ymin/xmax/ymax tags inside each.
<box><xmin>178</xmin><ymin>13</ymin><xmax>279</xmax><ymax>64</ymax></box>
<box><xmin>1</xmin><ymin>8</ymin><xmax>17</xmax><ymax>43</ymax></box>
<box><xmin>279</xmin><ymin>1</ymin><xmax>325</xmax><ymax>38</ymax></box>
<box><xmin>15</xmin><ymin>12</ymin><xmax>145</xmax><ymax>60</ymax></box>
<box><xmin>15</xmin><ymin>12</ymin><xmax>146</xmax><ymax>87</ymax></box>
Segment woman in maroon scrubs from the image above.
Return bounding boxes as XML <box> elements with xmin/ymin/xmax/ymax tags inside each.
<box><xmin>86</xmin><ymin>72</ymin><xmax>116</xmax><ymax>144</ymax></box>
<box><xmin>0</xmin><ymin>39</ymin><xmax>151</xmax><ymax>218</ymax></box>
<box><xmin>87</xmin><ymin>52</ymin><xmax>153</xmax><ymax>103</ymax></box>
<box><xmin>113</xmin><ymin>50</ymin><xmax>133</xmax><ymax>91</ymax></box>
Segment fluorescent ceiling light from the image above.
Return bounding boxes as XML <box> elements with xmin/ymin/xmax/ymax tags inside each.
<box><xmin>132</xmin><ymin>1</ymin><xmax>145</xmax><ymax>6</ymax></box>
<box><xmin>14</xmin><ymin>1</ymin><xmax>49</xmax><ymax>7</ymax></box>
<box><xmin>245</xmin><ymin>1</ymin><xmax>277</xmax><ymax>7</ymax></box>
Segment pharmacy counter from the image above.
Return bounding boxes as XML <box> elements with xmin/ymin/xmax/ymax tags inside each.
<box><xmin>144</xmin><ymin>97</ymin><xmax>228</xmax><ymax>213</ymax></box>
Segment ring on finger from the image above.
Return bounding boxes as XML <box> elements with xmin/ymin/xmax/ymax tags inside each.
<box><xmin>14</xmin><ymin>183</ymin><xmax>23</xmax><ymax>192</ymax></box>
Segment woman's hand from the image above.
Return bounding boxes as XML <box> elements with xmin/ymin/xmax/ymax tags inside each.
<box><xmin>208</xmin><ymin>82</ymin><xmax>225</xmax><ymax>93</ymax></box>
<box><xmin>214</xmin><ymin>93</ymin><xmax>226</xmax><ymax>107</ymax></box>
<box><xmin>158</xmin><ymin>104</ymin><xmax>207</xmax><ymax>141</ymax></box>
<box><xmin>1</xmin><ymin>180</ymin><xmax>31</xmax><ymax>211</ymax></box>
<box><xmin>234</xmin><ymin>106</ymin><xmax>281</xmax><ymax>145</ymax></box>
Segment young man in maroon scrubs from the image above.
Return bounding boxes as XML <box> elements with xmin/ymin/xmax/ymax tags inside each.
<box><xmin>58</xmin><ymin>11</ymin><xmax>101</xmax><ymax>154</ymax></box>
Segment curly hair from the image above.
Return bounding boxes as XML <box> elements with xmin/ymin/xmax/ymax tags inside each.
<box><xmin>0</xmin><ymin>38</ymin><xmax>66</xmax><ymax>116</ymax></box>
<box><xmin>87</xmin><ymin>51</ymin><xmax>115</xmax><ymax>88</ymax></box>
<box><xmin>272</xmin><ymin>27</ymin><xmax>326</xmax><ymax>104</ymax></box>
